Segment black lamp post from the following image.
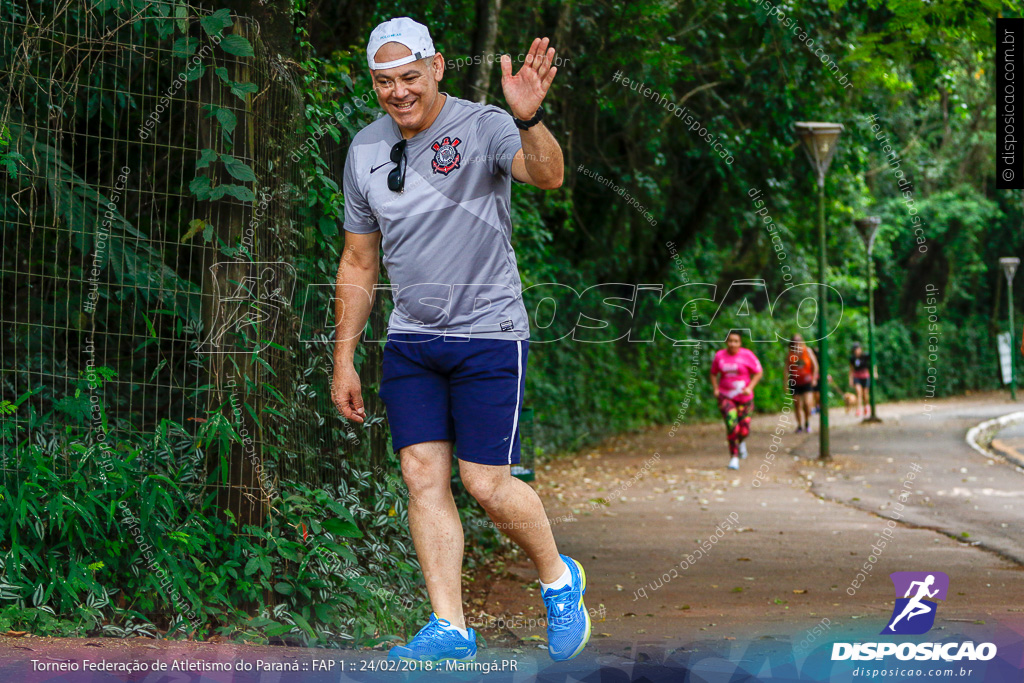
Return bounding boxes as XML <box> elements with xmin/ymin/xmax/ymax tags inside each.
<box><xmin>1001</xmin><ymin>257</ymin><xmax>1020</xmax><ymax>401</ymax></box>
<box><xmin>794</xmin><ymin>122</ymin><xmax>844</xmax><ymax>461</ymax></box>
<box><xmin>854</xmin><ymin>217</ymin><xmax>882</xmax><ymax>423</ymax></box>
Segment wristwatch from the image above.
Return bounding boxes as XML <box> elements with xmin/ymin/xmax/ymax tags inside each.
<box><xmin>514</xmin><ymin>106</ymin><xmax>545</xmax><ymax>130</ymax></box>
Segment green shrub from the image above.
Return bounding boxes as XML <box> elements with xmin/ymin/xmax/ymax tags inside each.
<box><xmin>0</xmin><ymin>371</ymin><xmax>496</xmax><ymax>645</ymax></box>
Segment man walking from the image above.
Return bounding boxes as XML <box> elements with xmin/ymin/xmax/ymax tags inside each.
<box><xmin>331</xmin><ymin>17</ymin><xmax>589</xmax><ymax>664</ymax></box>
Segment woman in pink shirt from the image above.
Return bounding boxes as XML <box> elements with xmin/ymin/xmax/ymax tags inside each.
<box><xmin>710</xmin><ymin>330</ymin><xmax>764</xmax><ymax>470</ymax></box>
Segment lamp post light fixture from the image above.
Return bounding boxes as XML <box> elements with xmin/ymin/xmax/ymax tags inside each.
<box><xmin>1001</xmin><ymin>256</ymin><xmax>1020</xmax><ymax>401</ymax></box>
<box><xmin>854</xmin><ymin>216</ymin><xmax>882</xmax><ymax>423</ymax></box>
<box><xmin>794</xmin><ymin>121</ymin><xmax>844</xmax><ymax>461</ymax></box>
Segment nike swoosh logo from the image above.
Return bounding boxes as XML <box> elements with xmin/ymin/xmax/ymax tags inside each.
<box><xmin>370</xmin><ymin>162</ymin><xmax>390</xmax><ymax>173</ymax></box>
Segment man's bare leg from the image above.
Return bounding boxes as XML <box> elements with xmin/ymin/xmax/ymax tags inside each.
<box><xmin>458</xmin><ymin>460</ymin><xmax>564</xmax><ymax>584</ymax></box>
<box><xmin>400</xmin><ymin>440</ymin><xmax>466</xmax><ymax>629</ymax></box>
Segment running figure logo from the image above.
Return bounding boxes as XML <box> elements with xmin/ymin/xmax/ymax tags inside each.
<box><xmin>198</xmin><ymin>261</ymin><xmax>294</xmax><ymax>355</ymax></box>
<box><xmin>881</xmin><ymin>571</ymin><xmax>949</xmax><ymax>635</ymax></box>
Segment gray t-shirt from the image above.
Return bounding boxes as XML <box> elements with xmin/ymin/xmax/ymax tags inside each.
<box><xmin>342</xmin><ymin>93</ymin><xmax>529</xmax><ymax>340</ymax></box>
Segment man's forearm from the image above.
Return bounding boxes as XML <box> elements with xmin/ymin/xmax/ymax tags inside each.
<box><xmin>520</xmin><ymin>122</ymin><xmax>563</xmax><ymax>188</ymax></box>
<box><xmin>334</xmin><ymin>258</ymin><xmax>378</xmax><ymax>366</ymax></box>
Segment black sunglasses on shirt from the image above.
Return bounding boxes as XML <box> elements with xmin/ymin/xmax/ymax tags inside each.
<box><xmin>388</xmin><ymin>139</ymin><xmax>407</xmax><ymax>192</ymax></box>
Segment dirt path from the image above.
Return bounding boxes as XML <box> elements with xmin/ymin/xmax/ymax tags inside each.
<box><xmin>477</xmin><ymin>393</ymin><xmax>1024</xmax><ymax>659</ymax></box>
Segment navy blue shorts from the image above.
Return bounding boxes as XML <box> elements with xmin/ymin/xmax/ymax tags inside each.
<box><xmin>378</xmin><ymin>333</ymin><xmax>529</xmax><ymax>466</ymax></box>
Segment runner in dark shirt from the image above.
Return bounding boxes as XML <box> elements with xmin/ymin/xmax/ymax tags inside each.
<box><xmin>849</xmin><ymin>343</ymin><xmax>872</xmax><ymax>418</ymax></box>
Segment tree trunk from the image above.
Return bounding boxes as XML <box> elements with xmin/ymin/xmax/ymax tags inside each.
<box><xmin>199</xmin><ymin>17</ymin><xmax>264</xmax><ymax>531</ymax></box>
<box><xmin>554</xmin><ymin>0</ymin><xmax>573</xmax><ymax>180</ymax></box>
<box><xmin>464</xmin><ymin>0</ymin><xmax>502</xmax><ymax>103</ymax></box>
<box><xmin>195</xmin><ymin>0</ymin><xmax>304</xmax><ymax>530</ymax></box>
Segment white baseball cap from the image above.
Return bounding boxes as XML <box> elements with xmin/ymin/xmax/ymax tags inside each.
<box><xmin>366</xmin><ymin>17</ymin><xmax>436</xmax><ymax>70</ymax></box>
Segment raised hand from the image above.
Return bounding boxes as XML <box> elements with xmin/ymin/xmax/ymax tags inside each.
<box><xmin>501</xmin><ymin>37</ymin><xmax>558</xmax><ymax>120</ymax></box>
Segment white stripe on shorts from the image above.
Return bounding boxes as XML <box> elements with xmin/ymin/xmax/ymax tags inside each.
<box><xmin>507</xmin><ymin>340</ymin><xmax>523</xmax><ymax>464</ymax></box>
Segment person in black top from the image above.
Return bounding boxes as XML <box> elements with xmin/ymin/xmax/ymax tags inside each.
<box><xmin>849</xmin><ymin>342</ymin><xmax>872</xmax><ymax>417</ymax></box>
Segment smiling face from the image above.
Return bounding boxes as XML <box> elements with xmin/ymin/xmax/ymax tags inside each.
<box><xmin>371</xmin><ymin>42</ymin><xmax>445</xmax><ymax>137</ymax></box>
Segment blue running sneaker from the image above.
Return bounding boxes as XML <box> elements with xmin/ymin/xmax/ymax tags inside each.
<box><xmin>542</xmin><ymin>555</ymin><xmax>591</xmax><ymax>661</ymax></box>
<box><xmin>387</xmin><ymin>613</ymin><xmax>476</xmax><ymax>663</ymax></box>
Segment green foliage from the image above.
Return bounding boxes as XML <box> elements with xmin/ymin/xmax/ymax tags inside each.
<box><xmin>0</xmin><ymin>0</ymin><xmax>500</xmax><ymax>629</ymax></box>
<box><xmin>0</xmin><ymin>123</ymin><xmax>24</xmax><ymax>178</ymax></box>
<box><xmin>0</xmin><ymin>369</ymin><xmax>493</xmax><ymax>644</ymax></box>
<box><xmin>492</xmin><ymin>0</ymin><xmax>1019</xmax><ymax>453</ymax></box>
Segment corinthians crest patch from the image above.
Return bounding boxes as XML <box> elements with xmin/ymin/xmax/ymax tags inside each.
<box><xmin>431</xmin><ymin>136</ymin><xmax>462</xmax><ymax>175</ymax></box>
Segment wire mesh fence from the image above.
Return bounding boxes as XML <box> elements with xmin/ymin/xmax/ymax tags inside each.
<box><xmin>0</xmin><ymin>0</ymin><xmax>387</xmax><ymax>536</ymax></box>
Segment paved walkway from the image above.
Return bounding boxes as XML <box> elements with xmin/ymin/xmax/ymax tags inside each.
<box><xmin>479</xmin><ymin>393</ymin><xmax>1024</xmax><ymax>659</ymax></box>
<box><xmin>3</xmin><ymin>394</ymin><xmax>1023</xmax><ymax>679</ymax></box>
